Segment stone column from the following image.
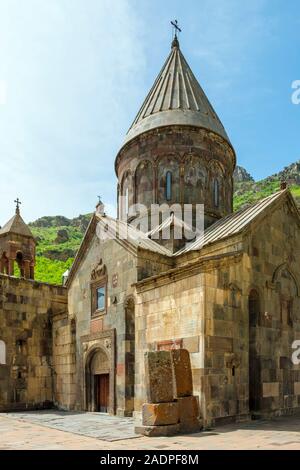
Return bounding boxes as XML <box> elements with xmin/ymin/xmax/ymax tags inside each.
<box><xmin>8</xmin><ymin>259</ymin><xmax>14</xmax><ymax>276</ymax></box>
<box><xmin>24</xmin><ymin>260</ymin><xmax>30</xmax><ymax>279</ymax></box>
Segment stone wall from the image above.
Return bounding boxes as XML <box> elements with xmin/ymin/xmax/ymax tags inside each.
<box><xmin>67</xmin><ymin>233</ymin><xmax>139</xmax><ymax>416</ymax></box>
<box><xmin>52</xmin><ymin>311</ymin><xmax>76</xmax><ymax>410</ymax></box>
<box><xmin>202</xmin><ymin>200</ymin><xmax>300</xmax><ymax>425</ymax></box>
<box><xmin>135</xmin><ymin>271</ymin><xmax>205</xmax><ymax>422</ymax></box>
<box><xmin>0</xmin><ymin>274</ymin><xmax>67</xmax><ymax>411</ymax></box>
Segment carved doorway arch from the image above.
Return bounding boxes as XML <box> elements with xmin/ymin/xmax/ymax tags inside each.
<box><xmin>85</xmin><ymin>347</ymin><xmax>111</xmax><ymax>413</ymax></box>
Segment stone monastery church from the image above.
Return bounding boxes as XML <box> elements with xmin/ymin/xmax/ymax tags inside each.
<box><xmin>1</xmin><ymin>35</ymin><xmax>300</xmax><ymax>427</ymax></box>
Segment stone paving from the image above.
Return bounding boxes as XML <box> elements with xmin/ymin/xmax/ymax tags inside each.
<box><xmin>0</xmin><ymin>411</ymin><xmax>300</xmax><ymax>450</ymax></box>
<box><xmin>2</xmin><ymin>411</ymin><xmax>137</xmax><ymax>442</ymax></box>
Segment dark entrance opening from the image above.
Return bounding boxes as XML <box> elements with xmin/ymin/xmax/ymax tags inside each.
<box><xmin>95</xmin><ymin>374</ymin><xmax>109</xmax><ymax>412</ymax></box>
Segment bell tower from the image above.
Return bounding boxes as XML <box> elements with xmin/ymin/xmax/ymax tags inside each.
<box><xmin>0</xmin><ymin>199</ymin><xmax>36</xmax><ymax>279</ymax></box>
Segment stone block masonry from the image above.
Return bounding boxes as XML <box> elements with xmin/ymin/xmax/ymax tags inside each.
<box><xmin>136</xmin><ymin>349</ymin><xmax>201</xmax><ymax>436</ymax></box>
<box><xmin>0</xmin><ymin>274</ymin><xmax>67</xmax><ymax>411</ymax></box>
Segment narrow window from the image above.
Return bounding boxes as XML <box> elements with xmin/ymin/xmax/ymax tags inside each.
<box><xmin>125</xmin><ymin>187</ymin><xmax>129</xmax><ymax>215</ymax></box>
<box><xmin>166</xmin><ymin>171</ymin><xmax>172</xmax><ymax>201</ymax></box>
<box><xmin>214</xmin><ymin>179</ymin><xmax>219</xmax><ymax>207</ymax></box>
<box><xmin>96</xmin><ymin>286</ymin><xmax>106</xmax><ymax>311</ymax></box>
<box><xmin>0</xmin><ymin>340</ymin><xmax>6</xmax><ymax>365</ymax></box>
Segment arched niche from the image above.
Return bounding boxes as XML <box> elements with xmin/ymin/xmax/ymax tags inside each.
<box><xmin>272</xmin><ymin>264</ymin><xmax>299</xmax><ymax>298</ymax></box>
<box><xmin>183</xmin><ymin>155</ymin><xmax>207</xmax><ymax>204</ymax></box>
<box><xmin>135</xmin><ymin>160</ymin><xmax>153</xmax><ymax>207</ymax></box>
<box><xmin>272</xmin><ymin>264</ymin><xmax>299</xmax><ymax>325</ymax></box>
<box><xmin>120</xmin><ymin>170</ymin><xmax>133</xmax><ymax>219</ymax></box>
<box><xmin>158</xmin><ymin>156</ymin><xmax>180</xmax><ymax>204</ymax></box>
<box><xmin>208</xmin><ymin>160</ymin><xmax>225</xmax><ymax>210</ymax></box>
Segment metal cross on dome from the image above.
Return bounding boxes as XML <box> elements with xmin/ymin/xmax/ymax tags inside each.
<box><xmin>14</xmin><ymin>197</ymin><xmax>21</xmax><ymax>213</ymax></box>
<box><xmin>171</xmin><ymin>19</ymin><xmax>182</xmax><ymax>38</ymax></box>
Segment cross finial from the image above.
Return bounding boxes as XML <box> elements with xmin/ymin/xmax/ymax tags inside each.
<box><xmin>171</xmin><ymin>20</ymin><xmax>181</xmax><ymax>48</ymax></box>
<box><xmin>14</xmin><ymin>197</ymin><xmax>21</xmax><ymax>214</ymax></box>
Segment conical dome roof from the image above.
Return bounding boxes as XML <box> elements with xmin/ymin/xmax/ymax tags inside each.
<box><xmin>124</xmin><ymin>38</ymin><xmax>230</xmax><ymax>145</ymax></box>
<box><xmin>0</xmin><ymin>210</ymin><xmax>34</xmax><ymax>238</ymax></box>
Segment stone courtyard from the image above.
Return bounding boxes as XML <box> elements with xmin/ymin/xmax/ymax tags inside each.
<box><xmin>0</xmin><ymin>411</ymin><xmax>300</xmax><ymax>450</ymax></box>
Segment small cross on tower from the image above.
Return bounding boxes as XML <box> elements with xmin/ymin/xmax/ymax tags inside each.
<box><xmin>171</xmin><ymin>19</ymin><xmax>182</xmax><ymax>38</ymax></box>
<box><xmin>14</xmin><ymin>197</ymin><xmax>21</xmax><ymax>214</ymax></box>
<box><xmin>170</xmin><ymin>20</ymin><xmax>182</xmax><ymax>48</ymax></box>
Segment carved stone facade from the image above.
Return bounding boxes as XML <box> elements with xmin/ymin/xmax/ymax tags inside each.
<box><xmin>116</xmin><ymin>127</ymin><xmax>235</xmax><ymax>230</ymax></box>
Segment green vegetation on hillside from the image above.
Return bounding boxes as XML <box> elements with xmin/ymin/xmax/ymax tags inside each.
<box><xmin>34</xmin><ymin>256</ymin><xmax>74</xmax><ymax>285</ymax></box>
<box><xmin>233</xmin><ymin>179</ymin><xmax>281</xmax><ymax>211</ymax></box>
<box><xmin>31</xmin><ymin>225</ymin><xmax>83</xmax><ymax>259</ymax></box>
<box><xmin>29</xmin><ymin>215</ymin><xmax>91</xmax><ymax>286</ymax></box>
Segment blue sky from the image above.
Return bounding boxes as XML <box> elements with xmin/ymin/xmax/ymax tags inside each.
<box><xmin>0</xmin><ymin>0</ymin><xmax>299</xmax><ymax>223</ymax></box>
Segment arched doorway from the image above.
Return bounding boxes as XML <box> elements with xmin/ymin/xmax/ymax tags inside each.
<box><xmin>86</xmin><ymin>348</ymin><xmax>110</xmax><ymax>413</ymax></box>
<box><xmin>249</xmin><ymin>289</ymin><xmax>261</xmax><ymax>413</ymax></box>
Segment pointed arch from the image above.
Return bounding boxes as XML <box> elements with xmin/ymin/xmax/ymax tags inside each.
<box><xmin>120</xmin><ymin>170</ymin><xmax>133</xmax><ymax>219</ymax></box>
<box><xmin>135</xmin><ymin>160</ymin><xmax>154</xmax><ymax>207</ymax></box>
<box><xmin>272</xmin><ymin>263</ymin><xmax>299</xmax><ymax>297</ymax></box>
<box><xmin>183</xmin><ymin>154</ymin><xmax>207</xmax><ymax>204</ymax></box>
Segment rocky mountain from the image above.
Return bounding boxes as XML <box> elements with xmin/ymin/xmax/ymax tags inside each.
<box><xmin>233</xmin><ymin>165</ymin><xmax>254</xmax><ymax>183</ymax></box>
<box><xmin>233</xmin><ymin>160</ymin><xmax>300</xmax><ymax>211</ymax></box>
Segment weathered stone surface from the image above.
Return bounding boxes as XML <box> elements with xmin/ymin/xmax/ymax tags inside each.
<box><xmin>145</xmin><ymin>351</ymin><xmax>174</xmax><ymax>403</ymax></box>
<box><xmin>135</xmin><ymin>423</ymin><xmax>180</xmax><ymax>437</ymax></box>
<box><xmin>177</xmin><ymin>396</ymin><xmax>199</xmax><ymax>421</ymax></box>
<box><xmin>142</xmin><ymin>402</ymin><xmax>179</xmax><ymax>426</ymax></box>
<box><xmin>171</xmin><ymin>349</ymin><xmax>193</xmax><ymax>397</ymax></box>
<box><xmin>179</xmin><ymin>417</ymin><xmax>202</xmax><ymax>434</ymax></box>
<box><xmin>263</xmin><ymin>382</ymin><xmax>279</xmax><ymax>398</ymax></box>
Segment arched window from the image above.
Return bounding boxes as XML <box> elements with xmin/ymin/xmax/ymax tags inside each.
<box><xmin>0</xmin><ymin>340</ymin><xmax>6</xmax><ymax>365</ymax></box>
<box><xmin>214</xmin><ymin>179</ymin><xmax>219</xmax><ymax>208</ymax></box>
<box><xmin>0</xmin><ymin>252</ymin><xmax>9</xmax><ymax>274</ymax></box>
<box><xmin>249</xmin><ymin>289</ymin><xmax>260</xmax><ymax>327</ymax></box>
<box><xmin>166</xmin><ymin>171</ymin><xmax>172</xmax><ymax>201</ymax></box>
<box><xmin>125</xmin><ymin>187</ymin><xmax>129</xmax><ymax>216</ymax></box>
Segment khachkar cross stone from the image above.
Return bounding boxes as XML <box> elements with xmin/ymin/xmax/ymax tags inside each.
<box><xmin>14</xmin><ymin>197</ymin><xmax>21</xmax><ymax>214</ymax></box>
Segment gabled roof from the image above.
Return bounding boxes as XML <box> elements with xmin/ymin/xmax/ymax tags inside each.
<box><xmin>123</xmin><ymin>38</ymin><xmax>230</xmax><ymax>146</ymax></box>
<box><xmin>176</xmin><ymin>189</ymin><xmax>298</xmax><ymax>255</ymax></box>
<box><xmin>0</xmin><ymin>211</ymin><xmax>34</xmax><ymax>238</ymax></box>
<box><xmin>66</xmin><ymin>189</ymin><xmax>299</xmax><ymax>287</ymax></box>
<box><xmin>97</xmin><ymin>215</ymin><xmax>173</xmax><ymax>256</ymax></box>
<box><xmin>65</xmin><ymin>213</ymin><xmax>172</xmax><ymax>287</ymax></box>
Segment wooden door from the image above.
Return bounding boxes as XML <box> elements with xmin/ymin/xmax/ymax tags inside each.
<box><xmin>96</xmin><ymin>374</ymin><xmax>109</xmax><ymax>412</ymax></box>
